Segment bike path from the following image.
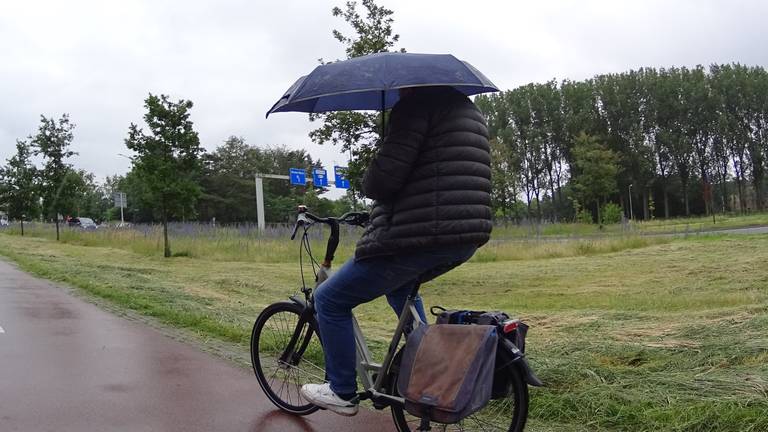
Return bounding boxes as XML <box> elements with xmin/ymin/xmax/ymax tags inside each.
<box><xmin>0</xmin><ymin>259</ymin><xmax>394</xmax><ymax>432</ymax></box>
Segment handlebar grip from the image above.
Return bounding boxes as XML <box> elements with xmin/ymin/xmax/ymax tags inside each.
<box><xmin>323</xmin><ymin>220</ymin><xmax>340</xmax><ymax>266</ymax></box>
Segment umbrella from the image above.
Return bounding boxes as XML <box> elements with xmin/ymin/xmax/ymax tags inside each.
<box><xmin>266</xmin><ymin>52</ymin><xmax>499</xmax><ymax>119</ymax></box>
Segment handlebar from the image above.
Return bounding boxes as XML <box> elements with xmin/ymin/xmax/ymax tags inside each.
<box><xmin>290</xmin><ymin>206</ymin><xmax>369</xmax><ymax>268</ymax></box>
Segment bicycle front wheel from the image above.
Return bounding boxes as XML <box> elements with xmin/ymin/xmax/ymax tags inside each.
<box><xmin>390</xmin><ymin>357</ymin><xmax>529</xmax><ymax>432</ymax></box>
<box><xmin>250</xmin><ymin>301</ymin><xmax>326</xmax><ymax>415</ymax></box>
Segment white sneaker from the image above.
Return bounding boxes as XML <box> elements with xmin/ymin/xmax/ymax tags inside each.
<box><xmin>300</xmin><ymin>383</ymin><xmax>359</xmax><ymax>416</ymax></box>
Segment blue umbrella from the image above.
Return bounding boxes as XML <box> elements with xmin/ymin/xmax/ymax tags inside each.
<box><xmin>266</xmin><ymin>52</ymin><xmax>499</xmax><ymax>118</ymax></box>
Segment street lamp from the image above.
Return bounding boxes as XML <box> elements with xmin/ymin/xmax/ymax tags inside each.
<box><xmin>628</xmin><ymin>184</ymin><xmax>634</xmax><ymax>221</ymax></box>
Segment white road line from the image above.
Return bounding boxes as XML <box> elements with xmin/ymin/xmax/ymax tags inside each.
<box><xmin>0</xmin><ymin>326</ymin><xmax>5</xmax><ymax>334</ymax></box>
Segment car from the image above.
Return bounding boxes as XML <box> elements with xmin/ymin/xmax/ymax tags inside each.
<box><xmin>0</xmin><ymin>217</ymin><xmax>8</xmax><ymax>227</ymax></box>
<box><xmin>68</xmin><ymin>217</ymin><xmax>99</xmax><ymax>230</ymax></box>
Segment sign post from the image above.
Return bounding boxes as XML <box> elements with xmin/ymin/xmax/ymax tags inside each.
<box><xmin>255</xmin><ymin>176</ymin><xmax>265</xmax><ymax>231</ymax></box>
<box><xmin>113</xmin><ymin>192</ymin><xmax>126</xmax><ymax>224</ymax></box>
<box><xmin>254</xmin><ymin>173</ymin><xmax>291</xmax><ymax>232</ymax></box>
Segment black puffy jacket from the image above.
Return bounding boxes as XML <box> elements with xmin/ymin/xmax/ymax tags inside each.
<box><xmin>355</xmin><ymin>87</ymin><xmax>492</xmax><ymax>259</ymax></box>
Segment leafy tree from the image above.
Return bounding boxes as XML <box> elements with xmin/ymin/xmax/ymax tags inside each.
<box><xmin>680</xmin><ymin>66</ymin><xmax>717</xmax><ymax>215</ymax></box>
<box><xmin>601</xmin><ymin>202</ymin><xmax>624</xmax><ymax>224</ymax></box>
<box><xmin>31</xmin><ymin>114</ymin><xmax>77</xmax><ymax>240</ymax></box>
<box><xmin>488</xmin><ymin>138</ymin><xmax>521</xmax><ymax>221</ymax></box>
<box><xmin>309</xmin><ymin>0</ymin><xmax>404</xmax><ymax>192</ymax></box>
<box><xmin>0</xmin><ymin>140</ymin><xmax>39</xmax><ymax>234</ymax></box>
<box><xmin>69</xmin><ymin>169</ymin><xmax>111</xmax><ymax>221</ymax></box>
<box><xmin>571</xmin><ymin>133</ymin><xmax>619</xmax><ymax>225</ymax></box>
<box><xmin>594</xmin><ymin>71</ymin><xmax>655</xmax><ymax>219</ymax></box>
<box><xmin>125</xmin><ymin>94</ymin><xmax>203</xmax><ymax>257</ymax></box>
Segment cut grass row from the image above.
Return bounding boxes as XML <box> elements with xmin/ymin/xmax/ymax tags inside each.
<box><xmin>0</xmin><ymin>232</ymin><xmax>766</xmax><ymax>431</ymax></box>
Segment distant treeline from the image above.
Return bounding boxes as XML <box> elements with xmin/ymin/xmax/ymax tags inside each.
<box><xmin>475</xmin><ymin>63</ymin><xmax>768</xmax><ymax>221</ymax></box>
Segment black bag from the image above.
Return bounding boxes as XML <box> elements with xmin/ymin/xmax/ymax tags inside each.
<box><xmin>397</xmin><ymin>324</ymin><xmax>498</xmax><ymax>424</ymax></box>
<box><xmin>432</xmin><ymin>307</ymin><xmax>529</xmax><ymax>399</ymax></box>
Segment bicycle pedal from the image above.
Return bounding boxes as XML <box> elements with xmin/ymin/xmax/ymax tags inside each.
<box><xmin>372</xmin><ymin>401</ymin><xmax>388</xmax><ymax>410</ymax></box>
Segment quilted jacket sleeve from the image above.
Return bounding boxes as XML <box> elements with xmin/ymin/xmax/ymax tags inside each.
<box><xmin>362</xmin><ymin>100</ymin><xmax>429</xmax><ymax>201</ymax></box>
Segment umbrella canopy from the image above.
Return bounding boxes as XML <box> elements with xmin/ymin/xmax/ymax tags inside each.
<box><xmin>266</xmin><ymin>52</ymin><xmax>499</xmax><ymax>117</ymax></box>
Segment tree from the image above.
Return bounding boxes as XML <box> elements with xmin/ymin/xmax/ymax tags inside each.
<box><xmin>309</xmin><ymin>0</ymin><xmax>404</xmax><ymax>192</ymax></box>
<box><xmin>0</xmin><ymin>140</ymin><xmax>38</xmax><ymax>235</ymax></box>
<box><xmin>488</xmin><ymin>138</ymin><xmax>521</xmax><ymax>221</ymax></box>
<box><xmin>680</xmin><ymin>66</ymin><xmax>716</xmax><ymax>215</ymax></box>
<box><xmin>125</xmin><ymin>94</ymin><xmax>203</xmax><ymax>257</ymax></box>
<box><xmin>571</xmin><ymin>133</ymin><xmax>619</xmax><ymax>225</ymax></box>
<box><xmin>69</xmin><ymin>169</ymin><xmax>111</xmax><ymax>221</ymax></box>
<box><xmin>31</xmin><ymin>114</ymin><xmax>77</xmax><ymax>241</ymax></box>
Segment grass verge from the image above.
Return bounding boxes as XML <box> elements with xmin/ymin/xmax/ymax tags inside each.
<box><xmin>0</xmin><ymin>232</ymin><xmax>766</xmax><ymax>431</ymax></box>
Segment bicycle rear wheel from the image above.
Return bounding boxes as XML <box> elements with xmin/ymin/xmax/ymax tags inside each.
<box><xmin>250</xmin><ymin>301</ymin><xmax>326</xmax><ymax>415</ymax></box>
<box><xmin>390</xmin><ymin>354</ymin><xmax>529</xmax><ymax>432</ymax></box>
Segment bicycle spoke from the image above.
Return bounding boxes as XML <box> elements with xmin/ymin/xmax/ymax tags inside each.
<box><xmin>253</xmin><ymin>305</ymin><xmax>327</xmax><ymax>413</ymax></box>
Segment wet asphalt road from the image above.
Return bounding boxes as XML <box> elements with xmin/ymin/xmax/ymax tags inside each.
<box><xmin>0</xmin><ymin>259</ymin><xmax>393</xmax><ymax>432</ymax></box>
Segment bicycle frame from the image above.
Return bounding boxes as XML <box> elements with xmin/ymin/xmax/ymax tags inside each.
<box><xmin>285</xmin><ymin>283</ymin><xmax>421</xmax><ymax>410</ymax></box>
<box><xmin>354</xmin><ymin>285</ymin><xmax>424</xmax><ymax>408</ymax></box>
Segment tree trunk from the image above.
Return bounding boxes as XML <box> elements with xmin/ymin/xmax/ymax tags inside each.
<box><xmin>596</xmin><ymin>198</ymin><xmax>602</xmax><ymax>227</ymax></box>
<box><xmin>735</xmin><ymin>178</ymin><xmax>744</xmax><ymax>213</ymax></box>
<box><xmin>55</xmin><ymin>218</ymin><xmax>60</xmax><ymax>241</ymax></box>
<box><xmin>534</xmin><ymin>190</ymin><xmax>542</xmax><ymax>223</ymax></box>
<box><xmin>163</xmin><ymin>211</ymin><xmax>171</xmax><ymax>258</ymax></box>
<box><xmin>21</xmin><ymin>219</ymin><xmax>24</xmax><ymax>236</ymax></box>
<box><xmin>643</xmin><ymin>188</ymin><xmax>649</xmax><ymax>220</ymax></box>
<box><xmin>663</xmin><ymin>187</ymin><xmax>670</xmax><ymax>219</ymax></box>
<box><xmin>620</xmin><ymin>195</ymin><xmax>626</xmax><ymax>218</ymax></box>
<box><xmin>754</xmin><ymin>178</ymin><xmax>765</xmax><ymax>211</ymax></box>
<box><xmin>703</xmin><ymin>179</ymin><xmax>710</xmax><ymax>216</ymax></box>
<box><xmin>550</xmin><ymin>182</ymin><xmax>558</xmax><ymax>223</ymax></box>
<box><xmin>734</xmin><ymin>155</ymin><xmax>747</xmax><ymax>214</ymax></box>
<box><xmin>681</xmin><ymin>175</ymin><xmax>690</xmax><ymax>217</ymax></box>
<box><xmin>721</xmin><ymin>169</ymin><xmax>728</xmax><ymax>213</ymax></box>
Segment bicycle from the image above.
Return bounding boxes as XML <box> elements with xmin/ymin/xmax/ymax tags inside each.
<box><xmin>250</xmin><ymin>206</ymin><xmax>541</xmax><ymax>431</ymax></box>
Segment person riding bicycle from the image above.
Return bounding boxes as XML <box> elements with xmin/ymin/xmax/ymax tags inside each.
<box><xmin>301</xmin><ymin>85</ymin><xmax>492</xmax><ymax>416</ymax></box>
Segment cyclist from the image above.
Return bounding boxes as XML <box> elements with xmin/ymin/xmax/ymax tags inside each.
<box><xmin>301</xmin><ymin>86</ymin><xmax>492</xmax><ymax>416</ymax></box>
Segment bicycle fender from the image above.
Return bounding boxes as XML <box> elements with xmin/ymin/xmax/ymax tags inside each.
<box><xmin>500</xmin><ymin>337</ymin><xmax>544</xmax><ymax>387</ymax></box>
<box><xmin>514</xmin><ymin>356</ymin><xmax>544</xmax><ymax>387</ymax></box>
<box><xmin>289</xmin><ymin>295</ymin><xmax>309</xmax><ymax>310</ymax></box>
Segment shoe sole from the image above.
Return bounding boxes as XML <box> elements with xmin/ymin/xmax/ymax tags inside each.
<box><xmin>300</xmin><ymin>388</ymin><xmax>359</xmax><ymax>416</ymax></box>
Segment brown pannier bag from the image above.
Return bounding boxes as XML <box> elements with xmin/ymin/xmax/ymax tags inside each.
<box><xmin>396</xmin><ymin>324</ymin><xmax>498</xmax><ymax>424</ymax></box>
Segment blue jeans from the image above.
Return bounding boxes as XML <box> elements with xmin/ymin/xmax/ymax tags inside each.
<box><xmin>313</xmin><ymin>244</ymin><xmax>478</xmax><ymax>395</ymax></box>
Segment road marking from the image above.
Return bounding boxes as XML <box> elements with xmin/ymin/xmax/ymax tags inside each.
<box><xmin>0</xmin><ymin>326</ymin><xmax>4</xmax><ymax>334</ymax></box>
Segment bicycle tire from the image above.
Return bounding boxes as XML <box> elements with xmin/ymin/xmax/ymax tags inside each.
<box><xmin>390</xmin><ymin>351</ymin><xmax>529</xmax><ymax>432</ymax></box>
<box><xmin>250</xmin><ymin>301</ymin><xmax>326</xmax><ymax>415</ymax></box>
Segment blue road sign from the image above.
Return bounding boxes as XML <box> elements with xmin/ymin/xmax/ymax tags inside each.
<box><xmin>334</xmin><ymin>166</ymin><xmax>350</xmax><ymax>189</ymax></box>
<box><xmin>289</xmin><ymin>168</ymin><xmax>306</xmax><ymax>186</ymax></box>
<box><xmin>312</xmin><ymin>168</ymin><xmax>328</xmax><ymax>187</ymax></box>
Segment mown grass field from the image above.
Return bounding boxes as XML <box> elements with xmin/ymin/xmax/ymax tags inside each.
<box><xmin>0</xmin><ymin>227</ymin><xmax>766</xmax><ymax>431</ymax></box>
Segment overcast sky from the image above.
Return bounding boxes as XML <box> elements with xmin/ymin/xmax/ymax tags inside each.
<box><xmin>2</xmin><ymin>0</ymin><xmax>767</xmax><ymax>198</ymax></box>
